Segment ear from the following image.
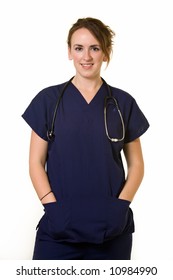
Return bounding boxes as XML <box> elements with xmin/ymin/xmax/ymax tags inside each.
<box><xmin>103</xmin><ymin>55</ymin><xmax>108</xmax><ymax>62</ymax></box>
<box><xmin>68</xmin><ymin>47</ymin><xmax>73</xmax><ymax>60</ymax></box>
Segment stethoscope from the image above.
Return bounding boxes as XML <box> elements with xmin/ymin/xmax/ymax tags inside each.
<box><xmin>47</xmin><ymin>77</ymin><xmax>125</xmax><ymax>142</ymax></box>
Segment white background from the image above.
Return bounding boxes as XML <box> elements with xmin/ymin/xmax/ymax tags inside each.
<box><xmin>0</xmin><ymin>0</ymin><xmax>173</xmax><ymax>261</ymax></box>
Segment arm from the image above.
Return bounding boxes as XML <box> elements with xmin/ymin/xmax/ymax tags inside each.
<box><xmin>118</xmin><ymin>138</ymin><xmax>144</xmax><ymax>202</ymax></box>
<box><xmin>29</xmin><ymin>130</ymin><xmax>57</xmax><ymax>204</ymax></box>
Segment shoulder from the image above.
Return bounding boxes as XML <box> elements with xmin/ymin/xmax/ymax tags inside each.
<box><xmin>22</xmin><ymin>81</ymin><xmax>68</xmax><ymax>121</ymax></box>
<box><xmin>109</xmin><ymin>85</ymin><xmax>135</xmax><ymax>103</ymax></box>
<box><xmin>107</xmin><ymin>85</ymin><xmax>137</xmax><ymax>113</ymax></box>
<box><xmin>33</xmin><ymin>82</ymin><xmax>67</xmax><ymax>103</ymax></box>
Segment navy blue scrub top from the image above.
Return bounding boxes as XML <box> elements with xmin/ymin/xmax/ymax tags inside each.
<box><xmin>22</xmin><ymin>80</ymin><xmax>149</xmax><ymax>243</ymax></box>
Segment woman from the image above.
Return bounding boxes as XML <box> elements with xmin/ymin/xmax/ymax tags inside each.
<box><xmin>22</xmin><ymin>17</ymin><xmax>149</xmax><ymax>260</ymax></box>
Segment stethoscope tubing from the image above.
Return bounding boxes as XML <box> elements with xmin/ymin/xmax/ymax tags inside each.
<box><xmin>47</xmin><ymin>77</ymin><xmax>125</xmax><ymax>142</ymax></box>
<box><xmin>104</xmin><ymin>95</ymin><xmax>125</xmax><ymax>142</ymax></box>
<box><xmin>47</xmin><ymin>77</ymin><xmax>74</xmax><ymax>140</ymax></box>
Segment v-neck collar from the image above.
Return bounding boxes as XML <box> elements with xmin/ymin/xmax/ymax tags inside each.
<box><xmin>70</xmin><ymin>81</ymin><xmax>105</xmax><ymax>106</ymax></box>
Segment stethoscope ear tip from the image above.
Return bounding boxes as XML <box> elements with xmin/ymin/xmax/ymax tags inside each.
<box><xmin>47</xmin><ymin>130</ymin><xmax>55</xmax><ymax>141</ymax></box>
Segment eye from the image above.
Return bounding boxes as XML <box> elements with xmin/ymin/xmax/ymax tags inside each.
<box><xmin>91</xmin><ymin>46</ymin><xmax>101</xmax><ymax>51</ymax></box>
<box><xmin>74</xmin><ymin>46</ymin><xmax>83</xmax><ymax>52</ymax></box>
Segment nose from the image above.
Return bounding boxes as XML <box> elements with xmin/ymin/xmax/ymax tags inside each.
<box><xmin>83</xmin><ymin>49</ymin><xmax>92</xmax><ymax>60</ymax></box>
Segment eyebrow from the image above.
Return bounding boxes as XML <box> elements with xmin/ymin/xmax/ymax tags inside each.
<box><xmin>73</xmin><ymin>44</ymin><xmax>101</xmax><ymax>47</ymax></box>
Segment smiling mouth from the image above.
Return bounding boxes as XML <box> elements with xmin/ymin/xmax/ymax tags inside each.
<box><xmin>81</xmin><ymin>63</ymin><xmax>94</xmax><ymax>66</ymax></box>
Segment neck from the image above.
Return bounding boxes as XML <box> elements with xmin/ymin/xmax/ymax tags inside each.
<box><xmin>72</xmin><ymin>75</ymin><xmax>103</xmax><ymax>91</ymax></box>
<box><xmin>71</xmin><ymin>75</ymin><xmax>103</xmax><ymax>104</ymax></box>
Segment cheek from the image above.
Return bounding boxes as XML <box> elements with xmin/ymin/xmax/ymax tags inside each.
<box><xmin>69</xmin><ymin>52</ymin><xmax>81</xmax><ymax>61</ymax></box>
<box><xmin>100</xmin><ymin>52</ymin><xmax>108</xmax><ymax>62</ymax></box>
<box><xmin>95</xmin><ymin>52</ymin><xmax>107</xmax><ymax>62</ymax></box>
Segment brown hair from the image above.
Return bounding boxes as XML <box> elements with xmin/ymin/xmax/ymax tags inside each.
<box><xmin>67</xmin><ymin>17</ymin><xmax>115</xmax><ymax>65</ymax></box>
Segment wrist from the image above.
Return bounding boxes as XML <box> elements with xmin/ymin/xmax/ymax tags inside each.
<box><xmin>40</xmin><ymin>191</ymin><xmax>57</xmax><ymax>204</ymax></box>
<box><xmin>118</xmin><ymin>193</ymin><xmax>132</xmax><ymax>203</ymax></box>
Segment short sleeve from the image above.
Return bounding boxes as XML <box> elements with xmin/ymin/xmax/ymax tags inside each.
<box><xmin>124</xmin><ymin>98</ymin><xmax>149</xmax><ymax>143</ymax></box>
<box><xmin>22</xmin><ymin>86</ymin><xmax>59</xmax><ymax>141</ymax></box>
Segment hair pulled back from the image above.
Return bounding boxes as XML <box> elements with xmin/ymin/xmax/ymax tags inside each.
<box><xmin>67</xmin><ymin>17</ymin><xmax>115</xmax><ymax>65</ymax></box>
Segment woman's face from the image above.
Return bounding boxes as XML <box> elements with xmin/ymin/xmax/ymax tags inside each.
<box><xmin>68</xmin><ymin>28</ymin><xmax>107</xmax><ymax>79</ymax></box>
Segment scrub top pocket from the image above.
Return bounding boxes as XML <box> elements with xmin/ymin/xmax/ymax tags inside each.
<box><xmin>105</xmin><ymin>197</ymin><xmax>134</xmax><ymax>240</ymax></box>
<box><xmin>38</xmin><ymin>197</ymin><xmax>134</xmax><ymax>244</ymax></box>
<box><xmin>42</xmin><ymin>201</ymin><xmax>70</xmax><ymax>240</ymax></box>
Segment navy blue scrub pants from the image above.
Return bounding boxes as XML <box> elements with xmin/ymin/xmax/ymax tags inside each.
<box><xmin>33</xmin><ymin>229</ymin><xmax>132</xmax><ymax>260</ymax></box>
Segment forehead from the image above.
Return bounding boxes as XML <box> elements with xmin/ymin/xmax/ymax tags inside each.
<box><xmin>71</xmin><ymin>28</ymin><xmax>100</xmax><ymax>45</ymax></box>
